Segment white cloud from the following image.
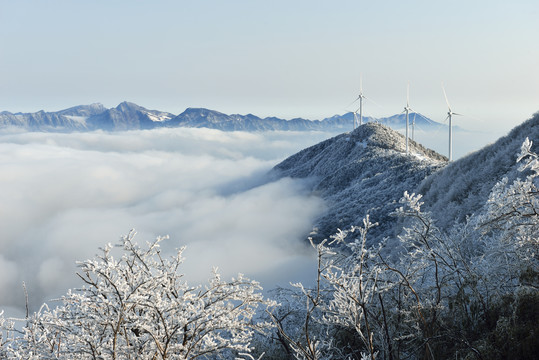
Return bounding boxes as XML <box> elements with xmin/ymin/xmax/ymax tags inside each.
<box><xmin>0</xmin><ymin>255</ymin><xmax>18</xmax><ymax>298</ymax></box>
<box><xmin>0</xmin><ymin>128</ymin><xmax>334</xmax><ymax>314</ymax></box>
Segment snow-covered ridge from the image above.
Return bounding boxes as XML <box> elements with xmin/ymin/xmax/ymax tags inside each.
<box><xmin>144</xmin><ymin>111</ymin><xmax>173</xmax><ymax>122</ymax></box>
<box><xmin>63</xmin><ymin>115</ymin><xmax>88</xmax><ymax>124</ymax></box>
<box><xmin>271</xmin><ymin>122</ymin><xmax>446</xmax><ymax>243</ymax></box>
<box><xmin>419</xmin><ymin>112</ymin><xmax>539</xmax><ymax>230</ymax></box>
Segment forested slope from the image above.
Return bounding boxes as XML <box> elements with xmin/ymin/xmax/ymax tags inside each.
<box><xmin>419</xmin><ymin>112</ymin><xmax>539</xmax><ymax>230</ymax></box>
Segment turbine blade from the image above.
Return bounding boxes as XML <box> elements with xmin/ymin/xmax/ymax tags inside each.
<box><xmin>407</xmin><ymin>82</ymin><xmax>410</xmax><ymax>107</ymax></box>
<box><xmin>453</xmin><ymin>112</ymin><xmax>463</xmax><ymax>116</ymax></box>
<box><xmin>442</xmin><ymin>82</ymin><xmax>451</xmax><ymax>110</ymax></box>
<box><xmin>364</xmin><ymin>96</ymin><xmax>383</xmax><ymax>109</ymax></box>
<box><xmin>346</xmin><ymin>97</ymin><xmax>360</xmax><ymax>108</ymax></box>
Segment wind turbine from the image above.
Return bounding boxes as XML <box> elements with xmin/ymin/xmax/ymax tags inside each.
<box><xmin>442</xmin><ymin>83</ymin><xmax>462</xmax><ymax>161</ymax></box>
<box><xmin>403</xmin><ymin>83</ymin><xmax>412</xmax><ymax>155</ymax></box>
<box><xmin>351</xmin><ymin>76</ymin><xmax>366</xmax><ymax>129</ymax></box>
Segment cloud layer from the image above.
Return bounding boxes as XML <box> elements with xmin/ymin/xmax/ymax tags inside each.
<box><xmin>0</xmin><ymin>128</ymin><xmax>335</xmax><ymax>314</ymax></box>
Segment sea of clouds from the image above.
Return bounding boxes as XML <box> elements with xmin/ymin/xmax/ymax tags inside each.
<box><xmin>0</xmin><ymin>123</ymin><xmax>504</xmax><ymax>318</ymax></box>
<box><xmin>0</xmin><ymin>128</ymin><xmax>340</xmax><ymax>317</ymax></box>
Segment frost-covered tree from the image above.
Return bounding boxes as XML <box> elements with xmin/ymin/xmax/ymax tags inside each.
<box><xmin>272</xmin><ymin>138</ymin><xmax>538</xmax><ymax>360</ymax></box>
<box><xmin>267</xmin><ymin>239</ymin><xmax>330</xmax><ymax>360</ymax></box>
<box><xmin>267</xmin><ymin>236</ymin><xmax>375</xmax><ymax>360</ymax></box>
<box><xmin>387</xmin><ymin>192</ymin><xmax>486</xmax><ymax>358</ymax></box>
<box><xmin>1</xmin><ymin>231</ymin><xmax>274</xmax><ymax>359</ymax></box>
<box><xmin>320</xmin><ymin>218</ymin><xmax>383</xmax><ymax>360</ymax></box>
<box><xmin>479</xmin><ymin>137</ymin><xmax>538</xmax><ymax>268</ymax></box>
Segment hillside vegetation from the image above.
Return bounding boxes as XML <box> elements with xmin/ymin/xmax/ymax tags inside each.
<box><xmin>420</xmin><ymin>113</ymin><xmax>539</xmax><ymax>230</ymax></box>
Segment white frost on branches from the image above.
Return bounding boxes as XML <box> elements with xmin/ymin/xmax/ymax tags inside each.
<box><xmin>2</xmin><ymin>138</ymin><xmax>538</xmax><ymax>360</ymax></box>
<box><xmin>1</xmin><ymin>231</ymin><xmax>275</xmax><ymax>359</ymax></box>
<box><xmin>271</xmin><ymin>138</ymin><xmax>538</xmax><ymax>360</ymax></box>
<box><xmin>480</xmin><ymin>137</ymin><xmax>538</xmax><ymax>263</ymax></box>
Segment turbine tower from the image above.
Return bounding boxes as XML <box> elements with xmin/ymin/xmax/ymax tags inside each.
<box><xmin>442</xmin><ymin>84</ymin><xmax>462</xmax><ymax>161</ymax></box>
<box><xmin>353</xmin><ymin>108</ymin><xmax>360</xmax><ymax>130</ymax></box>
<box><xmin>411</xmin><ymin>112</ymin><xmax>416</xmax><ymax>141</ymax></box>
<box><xmin>403</xmin><ymin>83</ymin><xmax>412</xmax><ymax>155</ymax></box>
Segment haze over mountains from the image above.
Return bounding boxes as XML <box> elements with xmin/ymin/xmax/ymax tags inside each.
<box><xmin>0</xmin><ymin>102</ymin><xmax>446</xmax><ymax>132</ymax></box>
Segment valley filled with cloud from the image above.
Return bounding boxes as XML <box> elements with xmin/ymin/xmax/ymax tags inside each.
<box><xmin>0</xmin><ymin>128</ymin><xmax>338</xmax><ymax>316</ymax></box>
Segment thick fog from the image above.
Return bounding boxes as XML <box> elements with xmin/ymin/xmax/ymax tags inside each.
<box><xmin>0</xmin><ymin>128</ymin><xmax>338</xmax><ymax>316</ymax></box>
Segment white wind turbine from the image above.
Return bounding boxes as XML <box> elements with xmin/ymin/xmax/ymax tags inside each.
<box><xmin>403</xmin><ymin>83</ymin><xmax>413</xmax><ymax>155</ymax></box>
<box><xmin>442</xmin><ymin>83</ymin><xmax>462</xmax><ymax>161</ymax></box>
<box><xmin>351</xmin><ymin>76</ymin><xmax>366</xmax><ymax>129</ymax></box>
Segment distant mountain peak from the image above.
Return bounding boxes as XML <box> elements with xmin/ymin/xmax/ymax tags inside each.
<box><xmin>57</xmin><ymin>103</ymin><xmax>107</xmax><ymax>117</ymax></box>
<box><xmin>115</xmin><ymin>101</ymin><xmax>144</xmax><ymax>111</ymax></box>
<box><xmin>181</xmin><ymin>108</ymin><xmax>227</xmax><ymax>116</ymax></box>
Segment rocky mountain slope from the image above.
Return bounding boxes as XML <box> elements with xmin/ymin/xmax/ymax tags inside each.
<box><xmin>271</xmin><ymin>122</ymin><xmax>447</xmax><ymax>243</ymax></box>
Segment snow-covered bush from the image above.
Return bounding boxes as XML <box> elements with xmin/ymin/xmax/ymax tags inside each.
<box><xmin>0</xmin><ymin>231</ymin><xmax>274</xmax><ymax>359</ymax></box>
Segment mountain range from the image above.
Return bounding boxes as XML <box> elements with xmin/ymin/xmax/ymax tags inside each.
<box><xmin>271</xmin><ymin>112</ymin><xmax>539</xmax><ymax>243</ymax></box>
<box><xmin>0</xmin><ymin>102</ymin><xmax>445</xmax><ymax>132</ymax></box>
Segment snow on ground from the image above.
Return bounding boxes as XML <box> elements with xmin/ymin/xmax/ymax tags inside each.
<box><xmin>63</xmin><ymin>115</ymin><xmax>88</xmax><ymax>124</ymax></box>
<box><xmin>145</xmin><ymin>111</ymin><xmax>173</xmax><ymax>122</ymax></box>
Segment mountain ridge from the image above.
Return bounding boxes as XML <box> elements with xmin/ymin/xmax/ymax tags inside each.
<box><xmin>271</xmin><ymin>122</ymin><xmax>447</xmax><ymax>243</ymax></box>
<box><xmin>0</xmin><ymin>102</ymin><xmax>446</xmax><ymax>133</ymax></box>
<box><xmin>419</xmin><ymin>112</ymin><xmax>539</xmax><ymax>230</ymax></box>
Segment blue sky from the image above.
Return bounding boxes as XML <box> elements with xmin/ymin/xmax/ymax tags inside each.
<box><xmin>1</xmin><ymin>0</ymin><xmax>538</xmax><ymax>132</ymax></box>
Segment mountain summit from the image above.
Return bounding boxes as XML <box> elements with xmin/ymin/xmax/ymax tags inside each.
<box><xmin>86</xmin><ymin>102</ymin><xmax>175</xmax><ymax>131</ymax></box>
<box><xmin>272</xmin><ymin>122</ymin><xmax>446</xmax><ymax>243</ymax></box>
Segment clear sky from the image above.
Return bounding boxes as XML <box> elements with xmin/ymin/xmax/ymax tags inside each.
<box><xmin>1</xmin><ymin>0</ymin><xmax>538</xmax><ymax>132</ymax></box>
